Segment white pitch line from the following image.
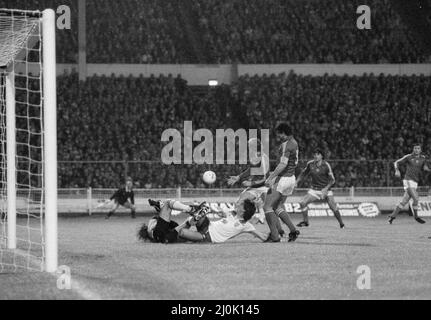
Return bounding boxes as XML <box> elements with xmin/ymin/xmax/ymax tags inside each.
<box><xmin>13</xmin><ymin>249</ymin><xmax>102</xmax><ymax>300</ymax></box>
<box><xmin>70</xmin><ymin>278</ymin><xmax>102</xmax><ymax>300</ymax></box>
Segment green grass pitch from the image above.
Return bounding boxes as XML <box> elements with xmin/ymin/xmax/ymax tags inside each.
<box><xmin>1</xmin><ymin>215</ymin><xmax>431</xmax><ymax>300</ymax></box>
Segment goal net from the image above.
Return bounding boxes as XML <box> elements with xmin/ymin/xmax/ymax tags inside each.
<box><xmin>0</xmin><ymin>8</ymin><xmax>57</xmax><ymax>273</ymax></box>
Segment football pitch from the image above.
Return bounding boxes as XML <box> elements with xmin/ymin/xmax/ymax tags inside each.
<box><xmin>1</xmin><ymin>215</ymin><xmax>431</xmax><ymax>300</ymax></box>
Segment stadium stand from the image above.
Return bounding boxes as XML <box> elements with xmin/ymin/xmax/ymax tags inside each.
<box><xmin>0</xmin><ymin>0</ymin><xmax>428</xmax><ymax>63</ymax></box>
<box><xmin>56</xmin><ymin>73</ymin><xmax>431</xmax><ymax>188</ymax></box>
<box><xmin>193</xmin><ymin>0</ymin><xmax>428</xmax><ymax>63</ymax></box>
<box><xmin>1</xmin><ymin>0</ymin><xmax>429</xmax><ymax>187</ymax></box>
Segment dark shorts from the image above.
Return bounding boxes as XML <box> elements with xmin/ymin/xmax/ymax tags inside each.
<box><xmin>113</xmin><ymin>198</ymin><xmax>128</xmax><ymax>206</ymax></box>
<box><xmin>153</xmin><ymin>218</ymin><xmax>179</xmax><ymax>243</ymax></box>
<box><xmin>196</xmin><ymin>217</ymin><xmax>212</xmax><ymax>243</ymax></box>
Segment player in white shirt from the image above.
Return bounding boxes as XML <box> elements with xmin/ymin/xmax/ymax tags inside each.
<box><xmin>177</xmin><ymin>199</ymin><xmax>269</xmax><ymax>243</ymax></box>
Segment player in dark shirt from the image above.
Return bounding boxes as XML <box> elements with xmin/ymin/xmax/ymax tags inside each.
<box><xmin>295</xmin><ymin>149</ymin><xmax>345</xmax><ymax>228</ymax></box>
<box><xmin>389</xmin><ymin>143</ymin><xmax>431</xmax><ymax>224</ymax></box>
<box><xmin>263</xmin><ymin>123</ymin><xmax>300</xmax><ymax>242</ymax></box>
<box><xmin>227</xmin><ymin>138</ymin><xmax>284</xmax><ymax>236</ymax></box>
<box><xmin>106</xmin><ymin>177</ymin><xmax>136</xmax><ymax>219</ymax></box>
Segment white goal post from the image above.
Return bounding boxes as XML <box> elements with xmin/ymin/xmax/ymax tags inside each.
<box><xmin>0</xmin><ymin>8</ymin><xmax>57</xmax><ymax>273</ymax></box>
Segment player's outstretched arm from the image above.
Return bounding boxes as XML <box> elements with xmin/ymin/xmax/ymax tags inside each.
<box><xmin>227</xmin><ymin>168</ymin><xmax>251</xmax><ymax>186</ymax></box>
<box><xmin>266</xmin><ymin>162</ymin><xmax>287</xmax><ymax>186</ymax></box>
<box><xmin>242</xmin><ymin>164</ymin><xmax>269</xmax><ymax>188</ymax></box>
<box><xmin>394</xmin><ymin>155</ymin><xmax>409</xmax><ymax>177</ymax></box>
<box><xmin>325</xmin><ymin>162</ymin><xmax>336</xmax><ymax>188</ymax></box>
<box><xmin>243</xmin><ymin>177</ymin><xmax>266</xmax><ymax>188</ymax></box>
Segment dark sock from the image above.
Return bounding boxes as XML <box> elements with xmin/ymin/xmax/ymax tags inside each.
<box><xmin>301</xmin><ymin>207</ymin><xmax>309</xmax><ymax>223</ymax></box>
<box><xmin>265</xmin><ymin>211</ymin><xmax>281</xmax><ymax>241</ymax></box>
<box><xmin>412</xmin><ymin>207</ymin><xmax>418</xmax><ymax>219</ymax></box>
<box><xmin>277</xmin><ymin>210</ymin><xmax>296</xmax><ymax>233</ymax></box>
<box><xmin>390</xmin><ymin>206</ymin><xmax>401</xmax><ymax>218</ymax></box>
<box><xmin>333</xmin><ymin>210</ymin><xmax>343</xmax><ymax>225</ymax></box>
<box><xmin>275</xmin><ymin>216</ymin><xmax>284</xmax><ymax>234</ymax></box>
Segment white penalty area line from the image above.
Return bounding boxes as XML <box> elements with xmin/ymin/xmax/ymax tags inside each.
<box><xmin>69</xmin><ymin>277</ymin><xmax>102</xmax><ymax>300</ymax></box>
<box><xmin>12</xmin><ymin>249</ymin><xmax>102</xmax><ymax>300</ymax></box>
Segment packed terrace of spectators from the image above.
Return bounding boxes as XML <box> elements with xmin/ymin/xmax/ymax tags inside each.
<box><xmin>56</xmin><ymin>73</ymin><xmax>431</xmax><ymax>188</ymax></box>
<box><xmin>1</xmin><ymin>0</ymin><xmax>428</xmax><ymax>63</ymax></box>
<box><xmin>2</xmin><ymin>0</ymin><xmax>429</xmax><ymax>188</ymax></box>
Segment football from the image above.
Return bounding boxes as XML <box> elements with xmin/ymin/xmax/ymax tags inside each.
<box><xmin>202</xmin><ymin>171</ymin><xmax>217</xmax><ymax>185</ymax></box>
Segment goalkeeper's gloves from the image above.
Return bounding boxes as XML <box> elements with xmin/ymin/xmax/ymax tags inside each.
<box><xmin>190</xmin><ymin>202</ymin><xmax>211</xmax><ymax>221</ymax></box>
<box><xmin>148</xmin><ymin>199</ymin><xmax>163</xmax><ymax>213</ymax></box>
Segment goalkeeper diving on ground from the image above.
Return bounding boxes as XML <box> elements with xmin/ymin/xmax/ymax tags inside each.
<box><xmin>138</xmin><ymin>199</ymin><xmax>269</xmax><ymax>244</ymax></box>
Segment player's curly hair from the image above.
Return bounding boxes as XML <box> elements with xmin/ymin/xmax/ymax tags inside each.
<box><xmin>137</xmin><ymin>223</ymin><xmax>151</xmax><ymax>242</ymax></box>
<box><xmin>276</xmin><ymin>123</ymin><xmax>292</xmax><ymax>136</ymax></box>
<box><xmin>314</xmin><ymin>148</ymin><xmax>325</xmax><ymax>158</ymax></box>
<box><xmin>242</xmin><ymin>199</ymin><xmax>257</xmax><ymax>222</ymax></box>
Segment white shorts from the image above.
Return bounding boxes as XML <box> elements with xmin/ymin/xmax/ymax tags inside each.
<box><xmin>403</xmin><ymin>180</ymin><xmax>418</xmax><ymax>191</ymax></box>
<box><xmin>274</xmin><ymin>176</ymin><xmax>296</xmax><ymax>196</ymax></box>
<box><xmin>308</xmin><ymin>189</ymin><xmax>334</xmax><ymax>200</ymax></box>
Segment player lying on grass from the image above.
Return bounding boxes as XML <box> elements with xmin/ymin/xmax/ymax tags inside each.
<box><xmin>388</xmin><ymin>143</ymin><xmax>431</xmax><ymax>224</ymax></box>
<box><xmin>263</xmin><ymin>123</ymin><xmax>300</xmax><ymax>243</ymax></box>
<box><xmin>137</xmin><ymin>199</ymin><xmax>209</xmax><ymax>243</ymax></box>
<box><xmin>295</xmin><ymin>148</ymin><xmax>345</xmax><ymax>229</ymax></box>
<box><xmin>176</xmin><ymin>199</ymin><xmax>269</xmax><ymax>243</ymax></box>
<box><xmin>106</xmin><ymin>176</ymin><xmax>136</xmax><ymax>219</ymax></box>
<box><xmin>227</xmin><ymin>138</ymin><xmax>284</xmax><ymax>236</ymax></box>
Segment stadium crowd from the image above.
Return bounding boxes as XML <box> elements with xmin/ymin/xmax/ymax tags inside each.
<box><xmin>3</xmin><ymin>0</ymin><xmax>430</xmax><ymax>188</ymax></box>
<box><xmin>194</xmin><ymin>0</ymin><xmax>428</xmax><ymax>63</ymax></box>
<box><xmin>1</xmin><ymin>0</ymin><xmax>428</xmax><ymax>63</ymax></box>
<box><xmin>57</xmin><ymin>73</ymin><xmax>229</xmax><ymax>188</ymax></box>
<box><xmin>56</xmin><ymin>72</ymin><xmax>431</xmax><ymax>189</ymax></box>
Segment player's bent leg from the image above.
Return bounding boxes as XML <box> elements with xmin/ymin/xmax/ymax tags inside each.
<box><xmin>106</xmin><ymin>202</ymin><xmax>120</xmax><ymax>219</ymax></box>
<box><xmin>297</xmin><ymin>193</ymin><xmax>316</xmax><ymax>227</ymax></box>
<box><xmin>275</xmin><ymin>195</ymin><xmax>299</xmax><ymax>242</ymax></box>
<box><xmin>271</xmin><ymin>177</ymin><xmax>299</xmax><ymax>241</ymax></box>
<box><xmin>408</xmin><ymin>188</ymin><xmax>425</xmax><ymax>224</ymax></box>
<box><xmin>263</xmin><ymin>189</ymin><xmax>283</xmax><ymax>242</ymax></box>
<box><xmin>275</xmin><ymin>215</ymin><xmax>284</xmax><ymax>237</ymax></box>
<box><xmin>179</xmin><ymin>229</ymin><xmax>208</xmax><ymax>243</ymax></box>
<box><xmin>389</xmin><ymin>192</ymin><xmax>410</xmax><ymax>224</ymax></box>
<box><xmin>122</xmin><ymin>201</ymin><xmax>136</xmax><ymax>219</ymax></box>
<box><xmin>327</xmin><ymin>196</ymin><xmax>344</xmax><ymax>228</ymax></box>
